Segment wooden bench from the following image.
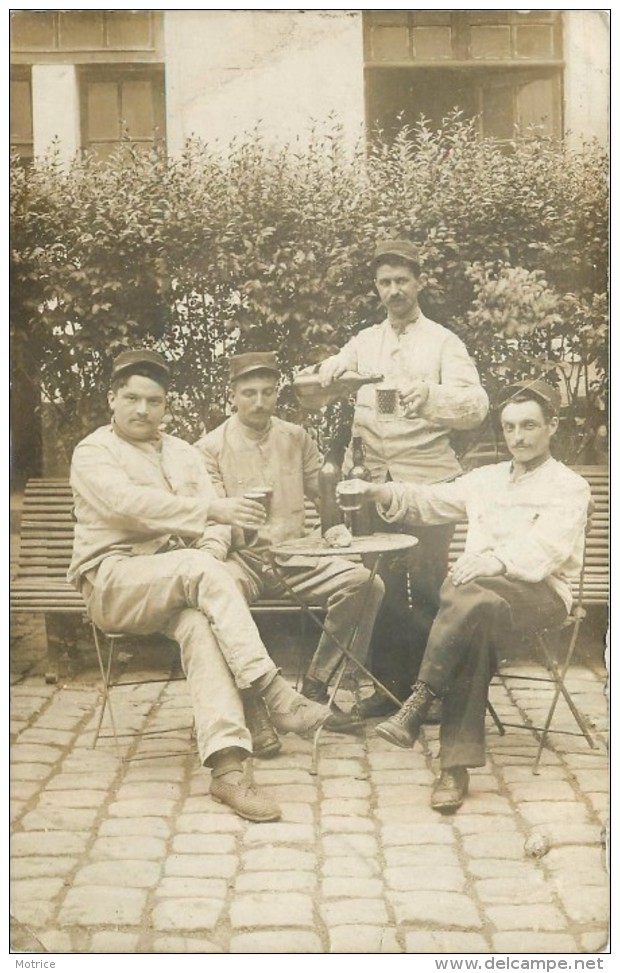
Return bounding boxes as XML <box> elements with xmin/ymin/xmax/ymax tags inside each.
<box><xmin>10</xmin><ymin>468</ymin><xmax>609</xmax><ymax>682</ymax></box>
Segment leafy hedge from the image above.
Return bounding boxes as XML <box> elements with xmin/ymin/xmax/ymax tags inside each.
<box><xmin>10</xmin><ymin>116</ymin><xmax>608</xmax><ymax>469</ymax></box>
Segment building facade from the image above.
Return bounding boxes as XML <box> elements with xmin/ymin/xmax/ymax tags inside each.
<box><xmin>10</xmin><ymin>9</ymin><xmax>609</xmax><ymax>165</ymax></box>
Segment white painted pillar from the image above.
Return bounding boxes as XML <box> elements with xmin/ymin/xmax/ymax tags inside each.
<box><xmin>563</xmin><ymin>10</ymin><xmax>609</xmax><ymax>147</ymax></box>
<box><xmin>32</xmin><ymin>64</ymin><xmax>81</xmax><ymax>163</ymax></box>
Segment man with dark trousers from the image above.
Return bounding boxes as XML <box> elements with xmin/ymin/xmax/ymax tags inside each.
<box><xmin>354</xmin><ymin>381</ymin><xmax>590</xmax><ymax>812</ymax></box>
<box><xmin>317</xmin><ymin>239</ymin><xmax>489</xmax><ymax>717</ymax></box>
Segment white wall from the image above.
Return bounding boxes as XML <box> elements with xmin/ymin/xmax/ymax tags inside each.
<box><xmin>32</xmin><ymin>64</ymin><xmax>81</xmax><ymax>163</ymax></box>
<box><xmin>163</xmin><ymin>9</ymin><xmax>365</xmax><ymax>154</ymax></box>
<box><xmin>563</xmin><ymin>10</ymin><xmax>609</xmax><ymax>146</ymax></box>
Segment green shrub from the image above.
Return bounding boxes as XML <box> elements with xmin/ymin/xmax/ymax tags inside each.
<box><xmin>10</xmin><ymin>116</ymin><xmax>608</xmax><ymax>468</ymax></box>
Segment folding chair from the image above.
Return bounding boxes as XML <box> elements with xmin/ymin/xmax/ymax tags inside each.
<box><xmin>90</xmin><ymin>625</ymin><xmax>195</xmax><ymax>761</ymax></box>
<box><xmin>487</xmin><ymin>511</ymin><xmax>599</xmax><ymax>773</ymax></box>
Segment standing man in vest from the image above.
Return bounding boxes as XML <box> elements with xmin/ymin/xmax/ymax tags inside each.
<box><xmin>317</xmin><ymin>240</ymin><xmax>489</xmax><ymax>717</ymax></box>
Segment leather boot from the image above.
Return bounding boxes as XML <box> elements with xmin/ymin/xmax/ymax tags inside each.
<box><xmin>241</xmin><ymin>690</ymin><xmax>281</xmax><ymax>759</ymax></box>
<box><xmin>301</xmin><ymin>676</ymin><xmax>363</xmax><ymax>733</ymax></box>
<box><xmin>375</xmin><ymin>681</ymin><xmax>438</xmax><ymax>749</ymax></box>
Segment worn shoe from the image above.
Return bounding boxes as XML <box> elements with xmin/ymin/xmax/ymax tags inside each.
<box><xmin>375</xmin><ymin>681</ymin><xmax>437</xmax><ymax>749</ymax></box>
<box><xmin>260</xmin><ymin>674</ymin><xmax>329</xmax><ymax>736</ymax></box>
<box><xmin>242</xmin><ymin>691</ymin><xmax>282</xmax><ymax>759</ymax></box>
<box><xmin>430</xmin><ymin>767</ymin><xmax>469</xmax><ymax>814</ymax></box>
<box><xmin>210</xmin><ymin>775</ymin><xmax>282</xmax><ymax>822</ymax></box>
<box><xmin>301</xmin><ymin>676</ymin><xmax>363</xmax><ymax>733</ymax></box>
<box><xmin>355</xmin><ymin>691</ymin><xmax>399</xmax><ymax>720</ymax></box>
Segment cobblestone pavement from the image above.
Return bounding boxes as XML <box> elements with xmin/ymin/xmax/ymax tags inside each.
<box><xmin>10</xmin><ymin>615</ymin><xmax>610</xmax><ymax>955</ymax></box>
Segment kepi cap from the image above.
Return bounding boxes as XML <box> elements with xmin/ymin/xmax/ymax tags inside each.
<box><xmin>371</xmin><ymin>238</ymin><xmax>421</xmax><ymax>270</ymax></box>
<box><xmin>111</xmin><ymin>348</ymin><xmax>170</xmax><ymax>380</ymax></box>
<box><xmin>229</xmin><ymin>351</ymin><xmax>280</xmax><ymax>382</ymax></box>
<box><xmin>501</xmin><ymin>379</ymin><xmax>562</xmax><ymax>416</ymax></box>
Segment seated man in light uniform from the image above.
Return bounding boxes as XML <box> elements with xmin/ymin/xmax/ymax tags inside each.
<box><xmin>196</xmin><ymin>352</ymin><xmax>385</xmax><ymax>753</ymax></box>
<box><xmin>69</xmin><ymin>349</ymin><xmax>330</xmax><ymax>824</ymax></box>
<box><xmin>353</xmin><ymin>381</ymin><xmax>590</xmax><ymax>813</ymax></box>
<box><xmin>316</xmin><ymin>239</ymin><xmax>489</xmax><ymax>718</ymax></box>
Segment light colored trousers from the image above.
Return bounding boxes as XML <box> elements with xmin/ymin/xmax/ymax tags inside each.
<box><xmin>82</xmin><ymin>550</ymin><xmax>276</xmax><ymax>766</ymax></box>
<box><xmin>225</xmin><ymin>552</ymin><xmax>385</xmax><ymax>684</ymax></box>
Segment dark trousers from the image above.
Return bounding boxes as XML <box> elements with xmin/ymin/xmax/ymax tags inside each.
<box><xmin>420</xmin><ymin>575</ymin><xmax>567</xmax><ymax>769</ymax></box>
<box><xmin>367</xmin><ymin>522</ymin><xmax>455</xmax><ymax>698</ymax></box>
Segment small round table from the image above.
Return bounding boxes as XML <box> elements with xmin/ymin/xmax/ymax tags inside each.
<box><xmin>269</xmin><ymin>532</ymin><xmax>418</xmax><ymax>772</ymax></box>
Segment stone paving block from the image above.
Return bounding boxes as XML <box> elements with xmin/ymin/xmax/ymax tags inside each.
<box><xmin>98</xmin><ymin>817</ymin><xmax>171</xmax><ymax>839</ymax></box>
<box><xmin>90</xmin><ymin>835</ymin><xmax>167</xmax><ymax>861</ymax></box>
<box><xmin>519</xmin><ymin>801</ymin><xmax>591</xmax><ymax>826</ymax></box>
<box><xmin>388</xmin><ymin>891</ymin><xmax>482</xmax><ymax>929</ymax></box>
<box><xmin>89</xmin><ymin>931</ymin><xmax>142</xmax><ymax>952</ymax></box>
<box><xmin>46</xmin><ymin>772</ymin><xmax>116</xmax><ymax>790</ymax></box>
<box><xmin>157</xmin><ymin>876</ymin><xmax>229</xmax><ymax>898</ymax></box>
<box><xmin>369</xmin><ymin>769</ymin><xmax>430</xmax><ymax>786</ymax></box>
<box><xmin>321</xmin><ymin>778</ymin><xmax>372</xmax><ymax>799</ymax></box>
<box><xmin>579</xmin><ymin>930</ymin><xmax>609</xmax><ymax>952</ymax></box>
<box><xmin>367</xmin><ymin>750</ymin><xmax>422</xmax><ymax>771</ymax></box>
<box><xmin>508</xmin><ymin>780</ymin><xmax>580</xmax><ymax>802</ymax></box>
<box><xmin>152</xmin><ymin>897</ymin><xmax>226</xmax><ymax>932</ymax></box>
<box><xmin>322</xmin><ymin>833</ymin><xmax>378</xmax><ymax>857</ymax></box>
<box><xmin>116</xmin><ymin>781</ymin><xmax>183</xmax><ymax>801</ymax></box>
<box><xmin>485</xmin><ymin>904</ymin><xmax>566</xmax><ymax>931</ymax></box>
<box><xmin>375</xmin><ymin>783</ymin><xmax>427</xmax><ymax>806</ymax></box>
<box><xmin>124</xmin><ymin>765</ymin><xmax>187</xmax><ymax>783</ymax></box>
<box><xmin>10</xmin><ymin>744</ymin><xmax>63</xmax><ymax>764</ymax></box>
<box><xmin>231</xmin><ymin>930</ymin><xmax>323</xmax><ymax>952</ymax></box>
<box><xmin>152</xmin><ymin>935</ymin><xmax>224</xmax><ymax>952</ymax></box>
<box><xmin>555</xmin><ymin>885</ymin><xmax>610</xmax><ymax>924</ymax></box>
<box><xmin>17</xmin><ymin>728</ymin><xmax>75</xmax><ymax>747</ymax></box>
<box><xmin>10</xmin><ymin>877</ymin><xmax>65</xmax><ymax>901</ymax></box>
<box><xmin>252</xmin><ymin>767</ymin><xmax>316</xmax><ymax>786</ymax></box>
<box><xmin>11</xmin><ymin>899</ymin><xmax>56</xmax><ymax>928</ymax></box>
<box><xmin>38</xmin><ymin>790</ymin><xmax>105</xmax><ymax>809</ymax></box>
<box><xmin>500</xmin><ymin>765</ymin><xmax>567</xmax><ymax>782</ymax></box>
<box><xmin>376</xmin><ymin>802</ymin><xmax>441</xmax><ymax>823</ymax></box>
<box><xmin>235</xmin><ymin>871</ymin><xmax>316</xmax><ymax>893</ymax></box>
<box><xmin>492</xmin><ymin>932</ymin><xmax>578</xmax><ymax>952</ymax></box>
<box><xmin>176</xmin><ymin>812</ymin><xmax>244</xmax><ymax>833</ymax></box>
<box><xmin>37</xmin><ymin>931</ymin><xmax>75</xmax><ymax>953</ymax></box>
<box><xmin>328</xmin><ymin>926</ymin><xmax>401</xmax><ymax>953</ymax></box>
<box><xmin>21</xmin><ymin>806</ymin><xmax>100</xmax><ymax>831</ymax></box>
<box><xmin>404</xmin><ymin>931</ymin><xmax>489</xmax><ymax>953</ymax></box>
<box><xmin>475</xmin><ymin>875</ymin><xmax>555</xmax><ymax>904</ymax></box>
<box><xmin>461</xmin><ymin>793</ymin><xmax>514</xmax><ymax>814</ymax></box>
<box><xmin>242</xmin><ymin>847</ymin><xmax>315</xmax><ymax>872</ymax></box>
<box><xmin>461</xmin><ymin>832</ymin><xmax>524</xmax><ymax>859</ymax></box>
<box><xmin>173</xmin><ymin>833</ymin><xmax>236</xmax><ymax>855</ymax></box>
<box><xmin>278</xmin><ymin>803</ymin><xmax>314</xmax><ymax>823</ymax></box>
<box><xmin>545</xmin><ymin>845</ymin><xmax>607</xmax><ymax>879</ymax></box>
<box><xmin>230</xmin><ymin>892</ymin><xmax>314</xmax><ymax>929</ymax></box>
<box><xmin>385</xmin><ymin>865</ymin><xmax>466</xmax><ymax>893</ymax></box>
<box><xmin>11</xmin><ymin>801</ymin><xmax>26</xmax><ymax>822</ymax></box>
<box><xmin>256</xmin><ymin>784</ymin><xmax>318</xmax><ymax>804</ymax></box>
<box><xmin>10</xmin><ymin>763</ymin><xmax>52</xmax><ymax>781</ymax></box>
<box><xmin>380</xmin><ymin>823</ymin><xmax>454</xmax><ymax>846</ymax></box>
<box><xmin>318</xmin><ymin>758</ymin><xmax>366</xmax><ymax>777</ymax></box>
<box><xmin>242</xmin><ymin>822</ymin><xmax>315</xmax><ymax>844</ymax></box>
<box><xmin>543</xmin><ymin>823</ymin><xmax>604</xmax><ymax>847</ymax></box>
<box><xmin>571</xmin><ymin>768</ymin><xmax>610</xmax><ymax>791</ymax></box>
<box><xmin>320</xmin><ymin>798</ymin><xmax>371</xmax><ymax>817</ymax></box>
<box><xmin>322</xmin><ymin>876</ymin><xmax>383</xmax><ymax>898</ymax></box>
<box><xmin>384</xmin><ymin>845</ymin><xmax>460</xmax><ymax>868</ymax></box>
<box><xmin>11</xmin><ymin>831</ymin><xmax>89</xmax><ymax>857</ymax></box>
<box><xmin>453</xmin><ymin>814</ymin><xmax>522</xmax><ymax>836</ymax></box>
<box><xmin>321</xmin><ymin>897</ymin><xmax>388</xmax><ymax>926</ymax></box>
<box><xmin>108</xmin><ymin>798</ymin><xmax>177</xmax><ymax>818</ymax></box>
<box><xmin>322</xmin><ymin>856</ymin><xmax>379</xmax><ymax>878</ymax></box>
<box><xmin>165</xmin><ymin>854</ymin><xmax>237</xmax><ymax>879</ymax></box>
<box><xmin>59</xmin><ymin>886</ymin><xmax>147</xmax><ymax>927</ymax></box>
<box><xmin>60</xmin><ymin>749</ymin><xmax>119</xmax><ymax>772</ymax></box>
<box><xmin>468</xmin><ymin>859</ymin><xmax>544</xmax><ymax>880</ymax></box>
<box><xmin>320</xmin><ymin>815</ymin><xmax>374</xmax><ymax>834</ymax></box>
<box><xmin>73</xmin><ymin>860</ymin><xmax>161</xmax><ymax>888</ymax></box>
<box><xmin>11</xmin><ymin>856</ymin><xmax>77</xmax><ymax>879</ymax></box>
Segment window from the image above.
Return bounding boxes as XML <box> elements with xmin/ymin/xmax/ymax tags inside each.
<box><xmin>10</xmin><ymin>66</ymin><xmax>33</xmax><ymax>164</ymax></box>
<box><xmin>11</xmin><ymin>10</ymin><xmax>158</xmax><ymax>54</ymax></box>
<box><xmin>80</xmin><ymin>67</ymin><xmax>166</xmax><ymax>158</ymax></box>
<box><xmin>364</xmin><ymin>10</ymin><xmax>563</xmax><ymax>141</ymax></box>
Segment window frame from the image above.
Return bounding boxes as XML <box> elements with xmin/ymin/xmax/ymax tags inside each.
<box><xmin>9</xmin><ymin>65</ymin><xmax>34</xmax><ymax>164</ymax></box>
<box><xmin>78</xmin><ymin>64</ymin><xmax>167</xmax><ymax>158</ymax></box>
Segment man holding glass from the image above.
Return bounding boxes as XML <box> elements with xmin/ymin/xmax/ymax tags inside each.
<box><xmin>316</xmin><ymin>240</ymin><xmax>489</xmax><ymax>718</ymax></box>
<box><xmin>196</xmin><ymin>352</ymin><xmax>385</xmax><ymax>753</ymax></box>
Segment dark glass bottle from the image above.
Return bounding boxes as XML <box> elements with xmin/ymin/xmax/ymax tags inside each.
<box><xmin>348</xmin><ymin>436</ymin><xmax>373</xmax><ymax>536</ymax></box>
<box><xmin>319</xmin><ymin>448</ymin><xmax>343</xmax><ymax>534</ymax></box>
